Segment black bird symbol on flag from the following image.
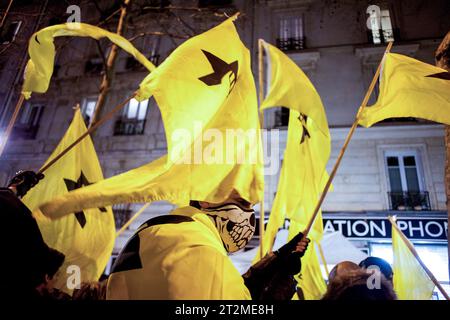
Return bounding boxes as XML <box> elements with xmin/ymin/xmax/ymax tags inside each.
<box><xmin>298</xmin><ymin>113</ymin><xmax>311</xmax><ymax>144</ymax></box>
<box><xmin>198</xmin><ymin>50</ymin><xmax>239</xmax><ymax>95</ymax></box>
<box><xmin>64</xmin><ymin>171</ymin><xmax>107</xmax><ymax>228</ymax></box>
<box><xmin>426</xmin><ymin>71</ymin><xmax>450</xmax><ymax>81</ymax></box>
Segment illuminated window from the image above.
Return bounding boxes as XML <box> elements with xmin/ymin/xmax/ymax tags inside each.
<box><xmin>81</xmin><ymin>97</ymin><xmax>97</xmax><ymax>126</ymax></box>
<box><xmin>114</xmin><ymin>98</ymin><xmax>149</xmax><ymax>135</ymax></box>
<box><xmin>367</xmin><ymin>6</ymin><xmax>395</xmax><ymax>44</ymax></box>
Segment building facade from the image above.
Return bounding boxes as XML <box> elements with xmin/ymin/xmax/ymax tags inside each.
<box><xmin>0</xmin><ymin>0</ymin><xmax>449</xmax><ymax>297</ymax></box>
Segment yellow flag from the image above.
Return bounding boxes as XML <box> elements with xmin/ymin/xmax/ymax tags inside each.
<box><xmin>257</xmin><ymin>40</ymin><xmax>331</xmax><ymax>258</ymax></box>
<box><xmin>391</xmin><ymin>219</ymin><xmax>435</xmax><ymax>300</ymax></box>
<box><xmin>358</xmin><ymin>53</ymin><xmax>450</xmax><ymax>127</ymax></box>
<box><xmin>253</xmin><ymin>41</ymin><xmax>329</xmax><ymax>298</ymax></box>
<box><xmin>260</xmin><ymin>40</ymin><xmax>329</xmax><ymax>136</ymax></box>
<box><xmin>22</xmin><ymin>109</ymin><xmax>115</xmax><ymax>293</ymax></box>
<box><xmin>290</xmin><ymin>221</ymin><xmax>327</xmax><ymax>300</ymax></box>
<box><xmin>39</xmin><ymin>17</ymin><xmax>263</xmax><ymax>219</ymax></box>
<box><xmin>22</xmin><ymin>23</ymin><xmax>155</xmax><ymax>99</ymax></box>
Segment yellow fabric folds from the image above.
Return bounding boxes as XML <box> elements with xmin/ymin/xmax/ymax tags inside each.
<box><xmin>39</xmin><ymin>17</ymin><xmax>263</xmax><ymax>219</ymax></box>
<box><xmin>22</xmin><ymin>23</ymin><xmax>155</xmax><ymax>99</ymax></box>
<box><xmin>258</xmin><ymin>40</ymin><xmax>331</xmax><ymax>256</ymax></box>
<box><xmin>358</xmin><ymin>53</ymin><xmax>450</xmax><ymax>127</ymax></box>
<box><xmin>106</xmin><ymin>207</ymin><xmax>251</xmax><ymax>299</ymax></box>
<box><xmin>391</xmin><ymin>220</ymin><xmax>435</xmax><ymax>300</ymax></box>
<box><xmin>22</xmin><ymin>109</ymin><xmax>115</xmax><ymax>293</ymax></box>
<box><xmin>253</xmin><ymin>40</ymin><xmax>330</xmax><ymax>299</ymax></box>
<box><xmin>260</xmin><ymin>40</ymin><xmax>329</xmax><ymax>136</ymax></box>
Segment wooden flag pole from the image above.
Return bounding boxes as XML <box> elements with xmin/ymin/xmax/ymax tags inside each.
<box><xmin>116</xmin><ymin>203</ymin><xmax>151</xmax><ymax>238</ymax></box>
<box><xmin>258</xmin><ymin>38</ymin><xmax>265</xmax><ymax>258</ymax></box>
<box><xmin>302</xmin><ymin>41</ymin><xmax>393</xmax><ymax>238</ymax></box>
<box><xmin>388</xmin><ymin>216</ymin><xmax>450</xmax><ymax>300</ymax></box>
<box><xmin>317</xmin><ymin>242</ymin><xmax>330</xmax><ymax>278</ymax></box>
<box><xmin>38</xmin><ymin>94</ymin><xmax>135</xmax><ymax>174</ymax></box>
<box><xmin>0</xmin><ymin>94</ymin><xmax>25</xmax><ymax>157</ymax></box>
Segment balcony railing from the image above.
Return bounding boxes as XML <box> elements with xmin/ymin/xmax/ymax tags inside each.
<box><xmin>276</xmin><ymin>37</ymin><xmax>305</xmax><ymax>51</ymax></box>
<box><xmin>388</xmin><ymin>191</ymin><xmax>431</xmax><ymax>211</ymax></box>
<box><xmin>114</xmin><ymin>118</ymin><xmax>146</xmax><ymax>136</ymax></box>
<box><xmin>11</xmin><ymin>124</ymin><xmax>40</xmax><ymax>139</ymax></box>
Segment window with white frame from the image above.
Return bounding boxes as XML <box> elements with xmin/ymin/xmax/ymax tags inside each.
<box><xmin>367</xmin><ymin>6</ymin><xmax>395</xmax><ymax>44</ymax></box>
<box><xmin>81</xmin><ymin>97</ymin><xmax>97</xmax><ymax>126</ymax></box>
<box><xmin>276</xmin><ymin>14</ymin><xmax>305</xmax><ymax>51</ymax></box>
<box><xmin>114</xmin><ymin>98</ymin><xmax>149</xmax><ymax>135</ymax></box>
<box><xmin>385</xmin><ymin>152</ymin><xmax>430</xmax><ymax>210</ymax></box>
<box><xmin>13</xmin><ymin>103</ymin><xmax>44</xmax><ymax>139</ymax></box>
<box><xmin>0</xmin><ymin>20</ymin><xmax>22</xmax><ymax>44</ymax></box>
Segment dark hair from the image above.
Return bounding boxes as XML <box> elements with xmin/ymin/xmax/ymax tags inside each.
<box><xmin>322</xmin><ymin>269</ymin><xmax>397</xmax><ymax>301</ymax></box>
<box><xmin>359</xmin><ymin>256</ymin><xmax>393</xmax><ymax>281</ymax></box>
<box><xmin>72</xmin><ymin>281</ymin><xmax>107</xmax><ymax>300</ymax></box>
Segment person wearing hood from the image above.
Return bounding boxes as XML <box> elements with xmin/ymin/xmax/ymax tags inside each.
<box><xmin>106</xmin><ymin>190</ymin><xmax>310</xmax><ymax>300</ymax></box>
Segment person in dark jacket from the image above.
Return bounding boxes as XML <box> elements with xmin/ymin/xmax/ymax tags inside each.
<box><xmin>0</xmin><ymin>170</ymin><xmax>65</xmax><ymax>298</ymax></box>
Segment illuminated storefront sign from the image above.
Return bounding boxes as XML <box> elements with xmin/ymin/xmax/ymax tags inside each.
<box><xmin>322</xmin><ymin>215</ymin><xmax>448</xmax><ymax>242</ymax></box>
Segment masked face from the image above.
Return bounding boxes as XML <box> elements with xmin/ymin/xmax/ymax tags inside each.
<box><xmin>201</xmin><ymin>203</ymin><xmax>256</xmax><ymax>253</ymax></box>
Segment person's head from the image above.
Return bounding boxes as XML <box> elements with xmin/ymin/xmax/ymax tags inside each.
<box><xmin>190</xmin><ymin>190</ymin><xmax>256</xmax><ymax>253</ymax></box>
<box><xmin>322</xmin><ymin>268</ymin><xmax>397</xmax><ymax>301</ymax></box>
<box><xmin>359</xmin><ymin>257</ymin><xmax>393</xmax><ymax>283</ymax></box>
<box><xmin>36</xmin><ymin>247</ymin><xmax>65</xmax><ymax>292</ymax></box>
<box><xmin>328</xmin><ymin>261</ymin><xmax>361</xmax><ymax>283</ymax></box>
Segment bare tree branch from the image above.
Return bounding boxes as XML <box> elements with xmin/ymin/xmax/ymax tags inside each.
<box><xmin>128</xmin><ymin>31</ymin><xmax>189</xmax><ymax>42</ymax></box>
<box><xmin>142</xmin><ymin>5</ymin><xmax>206</xmax><ymax>12</ymax></box>
<box><xmin>169</xmin><ymin>11</ymin><xmax>196</xmax><ymax>36</ymax></box>
<box><xmin>97</xmin><ymin>7</ymin><xmax>122</xmax><ymax>27</ymax></box>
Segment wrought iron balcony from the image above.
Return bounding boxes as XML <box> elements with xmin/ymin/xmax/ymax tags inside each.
<box><xmin>114</xmin><ymin>118</ymin><xmax>146</xmax><ymax>136</ymax></box>
<box><xmin>388</xmin><ymin>191</ymin><xmax>431</xmax><ymax>211</ymax></box>
<box><xmin>276</xmin><ymin>37</ymin><xmax>305</xmax><ymax>51</ymax></box>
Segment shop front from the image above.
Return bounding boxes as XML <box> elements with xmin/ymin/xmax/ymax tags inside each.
<box><xmin>322</xmin><ymin>211</ymin><xmax>449</xmax><ymax>300</ymax></box>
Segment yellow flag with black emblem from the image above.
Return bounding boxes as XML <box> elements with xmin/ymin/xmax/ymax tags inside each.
<box><xmin>253</xmin><ymin>41</ymin><xmax>330</xmax><ymax>299</ymax></box>
<box><xmin>257</xmin><ymin>40</ymin><xmax>331</xmax><ymax>258</ymax></box>
<box><xmin>22</xmin><ymin>23</ymin><xmax>155</xmax><ymax>99</ymax></box>
<box><xmin>40</xmin><ymin>16</ymin><xmax>264</xmax><ymax>219</ymax></box>
<box><xmin>22</xmin><ymin>109</ymin><xmax>115</xmax><ymax>293</ymax></box>
<box><xmin>358</xmin><ymin>53</ymin><xmax>450</xmax><ymax>127</ymax></box>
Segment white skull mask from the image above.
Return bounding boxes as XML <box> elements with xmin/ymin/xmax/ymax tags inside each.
<box><xmin>202</xmin><ymin>203</ymin><xmax>256</xmax><ymax>253</ymax></box>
